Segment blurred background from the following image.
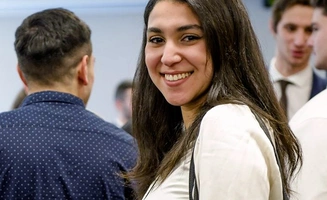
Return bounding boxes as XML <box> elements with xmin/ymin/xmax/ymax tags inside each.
<box><xmin>0</xmin><ymin>0</ymin><xmax>322</xmax><ymax>122</ymax></box>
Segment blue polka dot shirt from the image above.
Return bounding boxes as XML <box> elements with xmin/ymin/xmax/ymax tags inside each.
<box><xmin>0</xmin><ymin>91</ymin><xmax>137</xmax><ymax>199</ymax></box>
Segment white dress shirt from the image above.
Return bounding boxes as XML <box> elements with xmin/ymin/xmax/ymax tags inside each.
<box><xmin>143</xmin><ymin>104</ymin><xmax>283</xmax><ymax>200</ymax></box>
<box><xmin>269</xmin><ymin>58</ymin><xmax>312</xmax><ymax>120</ymax></box>
<box><xmin>289</xmin><ymin>89</ymin><xmax>327</xmax><ymax>200</ymax></box>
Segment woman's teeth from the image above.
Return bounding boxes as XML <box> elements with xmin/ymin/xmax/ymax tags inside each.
<box><xmin>165</xmin><ymin>72</ymin><xmax>191</xmax><ymax>81</ymax></box>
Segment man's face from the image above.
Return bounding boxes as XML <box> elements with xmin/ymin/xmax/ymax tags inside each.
<box><xmin>273</xmin><ymin>5</ymin><xmax>313</xmax><ymax>69</ymax></box>
<box><xmin>308</xmin><ymin>8</ymin><xmax>327</xmax><ymax>70</ymax></box>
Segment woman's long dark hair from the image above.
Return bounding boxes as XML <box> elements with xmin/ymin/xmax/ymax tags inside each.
<box><xmin>129</xmin><ymin>0</ymin><xmax>302</xmax><ymax>198</ymax></box>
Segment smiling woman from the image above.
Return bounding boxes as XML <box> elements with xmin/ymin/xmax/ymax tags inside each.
<box><xmin>128</xmin><ymin>0</ymin><xmax>302</xmax><ymax>200</ymax></box>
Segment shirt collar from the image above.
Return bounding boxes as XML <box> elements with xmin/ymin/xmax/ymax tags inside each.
<box><xmin>269</xmin><ymin>57</ymin><xmax>312</xmax><ymax>87</ymax></box>
<box><xmin>21</xmin><ymin>91</ymin><xmax>85</xmax><ymax>108</ymax></box>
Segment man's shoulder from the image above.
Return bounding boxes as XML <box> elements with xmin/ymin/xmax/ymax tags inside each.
<box><xmin>290</xmin><ymin>89</ymin><xmax>327</xmax><ymax>125</ymax></box>
<box><xmin>84</xmin><ymin>111</ymin><xmax>135</xmax><ymax>144</ymax></box>
<box><xmin>310</xmin><ymin>70</ymin><xmax>327</xmax><ymax>98</ymax></box>
<box><xmin>312</xmin><ymin>70</ymin><xmax>327</xmax><ymax>85</ymax></box>
<box><xmin>0</xmin><ymin>107</ymin><xmax>135</xmax><ymax>146</ymax></box>
<box><xmin>0</xmin><ymin>109</ymin><xmax>24</xmax><ymax>124</ymax></box>
<box><xmin>290</xmin><ymin>90</ymin><xmax>327</xmax><ymax>147</ymax></box>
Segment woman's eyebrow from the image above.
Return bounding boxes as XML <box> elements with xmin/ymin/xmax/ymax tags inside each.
<box><xmin>177</xmin><ymin>24</ymin><xmax>202</xmax><ymax>32</ymax></box>
<box><xmin>147</xmin><ymin>27</ymin><xmax>161</xmax><ymax>33</ymax></box>
<box><xmin>147</xmin><ymin>24</ymin><xmax>202</xmax><ymax>33</ymax></box>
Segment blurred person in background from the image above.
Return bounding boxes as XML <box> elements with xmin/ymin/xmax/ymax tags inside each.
<box><xmin>290</xmin><ymin>0</ymin><xmax>327</xmax><ymax>199</ymax></box>
<box><xmin>114</xmin><ymin>79</ymin><xmax>133</xmax><ymax>129</ymax></box>
<box><xmin>269</xmin><ymin>0</ymin><xmax>326</xmax><ymax>120</ymax></box>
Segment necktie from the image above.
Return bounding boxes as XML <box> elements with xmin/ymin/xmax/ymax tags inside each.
<box><xmin>279</xmin><ymin>80</ymin><xmax>291</xmax><ymax>119</ymax></box>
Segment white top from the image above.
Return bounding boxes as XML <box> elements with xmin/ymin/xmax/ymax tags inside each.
<box><xmin>289</xmin><ymin>89</ymin><xmax>327</xmax><ymax>200</ymax></box>
<box><xmin>269</xmin><ymin>57</ymin><xmax>312</xmax><ymax>120</ymax></box>
<box><xmin>143</xmin><ymin>104</ymin><xmax>283</xmax><ymax>200</ymax></box>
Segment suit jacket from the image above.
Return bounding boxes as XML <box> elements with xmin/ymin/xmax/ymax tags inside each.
<box><xmin>310</xmin><ymin>71</ymin><xmax>327</xmax><ymax>99</ymax></box>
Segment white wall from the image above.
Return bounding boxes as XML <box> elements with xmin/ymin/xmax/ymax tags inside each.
<box><xmin>1</xmin><ymin>0</ymin><xmax>324</xmax><ymax>122</ymax></box>
<box><xmin>244</xmin><ymin>0</ymin><xmax>275</xmax><ymax>64</ymax></box>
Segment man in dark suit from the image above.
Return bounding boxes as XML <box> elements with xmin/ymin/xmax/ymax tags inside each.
<box><xmin>268</xmin><ymin>0</ymin><xmax>326</xmax><ymax>120</ymax></box>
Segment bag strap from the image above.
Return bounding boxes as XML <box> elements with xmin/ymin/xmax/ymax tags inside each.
<box><xmin>251</xmin><ymin>111</ymin><xmax>289</xmax><ymax>200</ymax></box>
<box><xmin>189</xmin><ymin>146</ymin><xmax>198</xmax><ymax>200</ymax></box>
<box><xmin>189</xmin><ymin>110</ymin><xmax>289</xmax><ymax>200</ymax></box>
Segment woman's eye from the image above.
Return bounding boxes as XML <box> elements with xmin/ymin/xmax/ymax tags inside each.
<box><xmin>149</xmin><ymin>37</ymin><xmax>164</xmax><ymax>44</ymax></box>
<box><xmin>182</xmin><ymin>35</ymin><xmax>201</xmax><ymax>42</ymax></box>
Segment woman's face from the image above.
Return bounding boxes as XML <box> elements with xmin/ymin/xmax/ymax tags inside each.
<box><xmin>145</xmin><ymin>1</ymin><xmax>213</xmax><ymax>111</ymax></box>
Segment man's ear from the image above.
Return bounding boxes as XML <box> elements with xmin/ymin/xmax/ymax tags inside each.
<box><xmin>78</xmin><ymin>55</ymin><xmax>89</xmax><ymax>85</ymax></box>
<box><xmin>17</xmin><ymin>65</ymin><xmax>28</xmax><ymax>87</ymax></box>
<box><xmin>269</xmin><ymin>18</ymin><xmax>277</xmax><ymax>37</ymax></box>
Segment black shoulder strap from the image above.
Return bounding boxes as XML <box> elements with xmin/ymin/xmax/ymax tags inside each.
<box><xmin>251</xmin><ymin>111</ymin><xmax>289</xmax><ymax>200</ymax></box>
<box><xmin>188</xmin><ymin>110</ymin><xmax>289</xmax><ymax>200</ymax></box>
<box><xmin>189</xmin><ymin>146</ymin><xmax>198</xmax><ymax>200</ymax></box>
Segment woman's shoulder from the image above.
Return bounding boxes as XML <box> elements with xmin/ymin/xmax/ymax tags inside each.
<box><xmin>200</xmin><ymin>104</ymin><xmax>273</xmax><ymax>145</ymax></box>
<box><xmin>204</xmin><ymin>104</ymin><xmax>253</xmax><ymax>121</ymax></box>
<box><xmin>195</xmin><ymin>104</ymin><xmax>282</xmax><ymax>199</ymax></box>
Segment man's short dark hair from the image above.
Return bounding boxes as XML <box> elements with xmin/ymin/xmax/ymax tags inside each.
<box><xmin>311</xmin><ymin>0</ymin><xmax>327</xmax><ymax>15</ymax></box>
<box><xmin>271</xmin><ymin>0</ymin><xmax>312</xmax><ymax>32</ymax></box>
<box><xmin>14</xmin><ymin>8</ymin><xmax>92</xmax><ymax>86</ymax></box>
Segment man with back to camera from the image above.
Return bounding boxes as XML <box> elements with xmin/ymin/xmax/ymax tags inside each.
<box><xmin>269</xmin><ymin>0</ymin><xmax>326</xmax><ymax>120</ymax></box>
<box><xmin>290</xmin><ymin>0</ymin><xmax>327</xmax><ymax>199</ymax></box>
<box><xmin>0</xmin><ymin>8</ymin><xmax>137</xmax><ymax>199</ymax></box>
